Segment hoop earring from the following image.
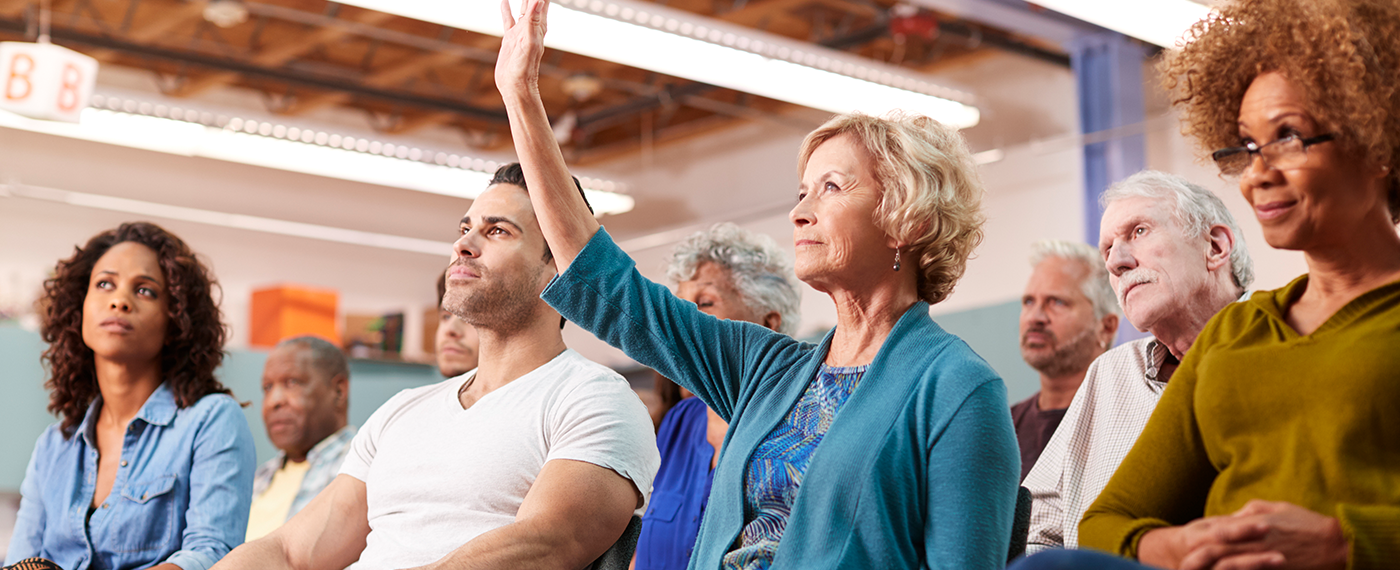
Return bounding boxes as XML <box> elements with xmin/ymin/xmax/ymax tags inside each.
<box><xmin>893</xmin><ymin>248</ymin><xmax>901</xmax><ymax>272</ymax></box>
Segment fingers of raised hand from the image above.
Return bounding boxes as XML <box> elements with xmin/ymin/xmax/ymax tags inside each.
<box><xmin>500</xmin><ymin>0</ymin><xmax>515</xmax><ymax>29</ymax></box>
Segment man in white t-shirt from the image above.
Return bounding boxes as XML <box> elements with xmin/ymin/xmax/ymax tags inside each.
<box><xmin>215</xmin><ymin>163</ymin><xmax>660</xmax><ymax>570</ymax></box>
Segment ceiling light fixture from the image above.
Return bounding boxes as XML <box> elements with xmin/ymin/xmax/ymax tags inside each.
<box><xmin>3</xmin><ymin>181</ymin><xmax>453</xmax><ymax>255</ymax></box>
<box><xmin>1028</xmin><ymin>0</ymin><xmax>1212</xmax><ymax>48</ymax></box>
<box><xmin>203</xmin><ymin>0</ymin><xmax>251</xmax><ymax>29</ymax></box>
<box><xmin>334</xmin><ymin>0</ymin><xmax>980</xmax><ymax>127</ymax></box>
<box><xmin>0</xmin><ymin>94</ymin><xmax>635</xmax><ymax>215</ymax></box>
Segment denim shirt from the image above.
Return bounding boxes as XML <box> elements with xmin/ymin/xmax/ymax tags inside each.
<box><xmin>6</xmin><ymin>382</ymin><xmax>257</xmax><ymax>570</ymax></box>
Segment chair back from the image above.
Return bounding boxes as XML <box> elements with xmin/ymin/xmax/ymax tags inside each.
<box><xmin>1007</xmin><ymin>485</ymin><xmax>1032</xmax><ymax>563</ymax></box>
<box><xmin>586</xmin><ymin>515</ymin><xmax>644</xmax><ymax>570</ymax></box>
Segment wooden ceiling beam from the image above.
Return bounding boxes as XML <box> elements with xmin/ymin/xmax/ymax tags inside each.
<box><xmin>287</xmin><ymin>49</ymin><xmax>467</xmax><ymax>116</ymax></box>
<box><xmin>172</xmin><ymin>9</ymin><xmax>394</xmax><ymax>98</ymax></box>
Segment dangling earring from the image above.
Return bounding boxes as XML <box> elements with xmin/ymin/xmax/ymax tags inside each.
<box><xmin>893</xmin><ymin>248</ymin><xmax>901</xmax><ymax>272</ymax></box>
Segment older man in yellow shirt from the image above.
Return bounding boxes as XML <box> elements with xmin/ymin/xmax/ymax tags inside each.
<box><xmin>246</xmin><ymin>336</ymin><xmax>355</xmax><ymax>541</ymax></box>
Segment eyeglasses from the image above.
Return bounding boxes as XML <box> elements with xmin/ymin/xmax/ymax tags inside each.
<box><xmin>1211</xmin><ymin>133</ymin><xmax>1334</xmax><ymax>175</ymax></box>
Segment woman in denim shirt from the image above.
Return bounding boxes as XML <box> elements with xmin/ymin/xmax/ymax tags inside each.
<box><xmin>7</xmin><ymin>222</ymin><xmax>256</xmax><ymax>570</ymax></box>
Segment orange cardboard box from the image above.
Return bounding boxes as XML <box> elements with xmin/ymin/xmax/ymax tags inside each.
<box><xmin>250</xmin><ymin>285</ymin><xmax>340</xmax><ymax>348</ymax></box>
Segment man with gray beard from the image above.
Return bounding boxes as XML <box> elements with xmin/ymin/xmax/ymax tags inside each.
<box><xmin>1012</xmin><ymin>240</ymin><xmax>1120</xmax><ymax>480</ymax></box>
<box><xmin>215</xmin><ymin>163</ymin><xmax>660</xmax><ymax>570</ymax></box>
<box><xmin>1023</xmin><ymin>170</ymin><xmax>1252</xmax><ymax>552</ymax></box>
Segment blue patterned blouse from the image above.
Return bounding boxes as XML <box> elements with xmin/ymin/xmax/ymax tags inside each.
<box><xmin>722</xmin><ymin>364</ymin><xmax>867</xmax><ymax>569</ymax></box>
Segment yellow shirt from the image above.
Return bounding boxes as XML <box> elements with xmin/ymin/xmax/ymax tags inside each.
<box><xmin>246</xmin><ymin>459</ymin><xmax>312</xmax><ymax>541</ymax></box>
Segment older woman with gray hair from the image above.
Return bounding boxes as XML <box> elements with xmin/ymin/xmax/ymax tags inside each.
<box><xmin>635</xmin><ymin>223</ymin><xmax>801</xmax><ymax>570</ymax></box>
<box><xmin>494</xmin><ymin>1</ymin><xmax>1018</xmax><ymax>569</ymax></box>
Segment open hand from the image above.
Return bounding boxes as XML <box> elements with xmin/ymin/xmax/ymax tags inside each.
<box><xmin>495</xmin><ymin>0</ymin><xmax>549</xmax><ymax>104</ymax></box>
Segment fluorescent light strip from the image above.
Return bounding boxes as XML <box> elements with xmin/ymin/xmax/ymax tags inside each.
<box><xmin>2</xmin><ymin>182</ymin><xmax>453</xmax><ymax>256</ymax></box>
<box><xmin>0</xmin><ymin>94</ymin><xmax>635</xmax><ymax>215</ymax></box>
<box><xmin>335</xmin><ymin>0</ymin><xmax>980</xmax><ymax>127</ymax></box>
<box><xmin>1030</xmin><ymin>0</ymin><xmax>1212</xmax><ymax>48</ymax></box>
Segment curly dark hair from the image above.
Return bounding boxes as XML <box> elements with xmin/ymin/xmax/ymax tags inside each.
<box><xmin>1160</xmin><ymin>0</ymin><xmax>1400</xmax><ymax>222</ymax></box>
<box><xmin>41</xmin><ymin>221</ymin><xmax>234</xmax><ymax>437</ymax></box>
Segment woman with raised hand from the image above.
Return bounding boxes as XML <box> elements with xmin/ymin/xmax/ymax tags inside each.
<box><xmin>6</xmin><ymin>222</ymin><xmax>256</xmax><ymax>570</ymax></box>
<box><xmin>1013</xmin><ymin>1</ymin><xmax>1400</xmax><ymax>569</ymax></box>
<box><xmin>495</xmin><ymin>1</ymin><xmax>1019</xmax><ymax>568</ymax></box>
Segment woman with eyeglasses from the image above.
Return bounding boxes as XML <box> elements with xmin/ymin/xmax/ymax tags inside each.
<box><xmin>1002</xmin><ymin>1</ymin><xmax>1400</xmax><ymax>569</ymax></box>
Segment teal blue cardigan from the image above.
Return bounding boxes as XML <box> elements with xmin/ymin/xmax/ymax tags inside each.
<box><xmin>542</xmin><ymin>229</ymin><xmax>1019</xmax><ymax>570</ymax></box>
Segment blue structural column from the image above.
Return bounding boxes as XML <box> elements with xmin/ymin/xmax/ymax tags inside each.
<box><xmin>1070</xmin><ymin>32</ymin><xmax>1149</xmax><ymax>245</ymax></box>
<box><xmin>1071</xmin><ymin>32</ymin><xmax>1151</xmax><ymax>344</ymax></box>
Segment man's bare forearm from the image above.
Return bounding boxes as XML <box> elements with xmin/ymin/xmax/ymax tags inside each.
<box><xmin>212</xmin><ymin>534</ymin><xmax>299</xmax><ymax>570</ymax></box>
<box><xmin>414</xmin><ymin>519</ymin><xmax>597</xmax><ymax>570</ymax></box>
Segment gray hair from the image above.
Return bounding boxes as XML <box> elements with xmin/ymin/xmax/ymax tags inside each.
<box><xmin>666</xmin><ymin>223</ymin><xmax>802</xmax><ymax>336</ymax></box>
<box><xmin>1030</xmin><ymin>239</ymin><xmax>1121</xmax><ymax>320</ymax></box>
<box><xmin>1101</xmin><ymin>170</ymin><xmax>1255</xmax><ymax>290</ymax></box>
<box><xmin>274</xmin><ymin>335</ymin><xmax>350</xmax><ymax>385</ymax></box>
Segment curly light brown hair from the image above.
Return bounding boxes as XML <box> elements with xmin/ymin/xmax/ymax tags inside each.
<box><xmin>797</xmin><ymin>112</ymin><xmax>986</xmax><ymax>305</ymax></box>
<box><xmin>1160</xmin><ymin>0</ymin><xmax>1400</xmax><ymax>221</ymax></box>
<box><xmin>41</xmin><ymin>222</ymin><xmax>234</xmax><ymax>437</ymax></box>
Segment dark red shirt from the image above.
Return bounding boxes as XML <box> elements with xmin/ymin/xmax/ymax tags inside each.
<box><xmin>1010</xmin><ymin>392</ymin><xmax>1068</xmax><ymax>481</ymax></box>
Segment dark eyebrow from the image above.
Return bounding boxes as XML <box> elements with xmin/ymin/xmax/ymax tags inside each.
<box><xmin>96</xmin><ymin>270</ymin><xmax>163</xmax><ymax>286</ymax></box>
<box><xmin>482</xmin><ymin>216</ymin><xmax>523</xmax><ymax>233</ymax></box>
<box><xmin>460</xmin><ymin>216</ymin><xmax>524</xmax><ymax>233</ymax></box>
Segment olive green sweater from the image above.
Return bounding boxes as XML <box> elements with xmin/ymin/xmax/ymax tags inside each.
<box><xmin>1080</xmin><ymin>275</ymin><xmax>1400</xmax><ymax>569</ymax></box>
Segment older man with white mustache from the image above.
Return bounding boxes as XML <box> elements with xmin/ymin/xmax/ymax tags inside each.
<box><xmin>1023</xmin><ymin>170</ymin><xmax>1253</xmax><ymax>553</ymax></box>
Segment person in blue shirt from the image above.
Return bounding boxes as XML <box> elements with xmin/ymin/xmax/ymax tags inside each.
<box><xmin>494</xmin><ymin>2</ymin><xmax>1020</xmax><ymax>568</ymax></box>
<box><xmin>6</xmin><ymin>221</ymin><xmax>257</xmax><ymax>570</ymax></box>
<box><xmin>636</xmin><ymin>224</ymin><xmax>802</xmax><ymax>570</ymax></box>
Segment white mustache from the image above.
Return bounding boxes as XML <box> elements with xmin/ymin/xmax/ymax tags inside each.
<box><xmin>1116</xmin><ymin>269</ymin><xmax>1158</xmax><ymax>305</ymax></box>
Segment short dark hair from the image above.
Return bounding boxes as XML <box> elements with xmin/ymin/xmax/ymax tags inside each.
<box><xmin>487</xmin><ymin>163</ymin><xmax>588</xmax><ymax>329</ymax></box>
<box><xmin>275</xmin><ymin>335</ymin><xmax>349</xmax><ymax>387</ymax></box>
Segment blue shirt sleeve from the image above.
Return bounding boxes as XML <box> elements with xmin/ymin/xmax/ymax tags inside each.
<box><xmin>542</xmin><ymin>228</ymin><xmax>807</xmax><ymax>422</ymax></box>
<box><xmin>163</xmin><ymin>396</ymin><xmax>257</xmax><ymax>570</ymax></box>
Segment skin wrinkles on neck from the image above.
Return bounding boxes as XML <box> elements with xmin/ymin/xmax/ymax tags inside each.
<box><xmin>824</xmin><ymin>278</ymin><xmax>920</xmax><ymax>368</ymax></box>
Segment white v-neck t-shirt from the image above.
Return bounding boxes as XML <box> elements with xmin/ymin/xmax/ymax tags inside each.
<box><xmin>339</xmin><ymin>349</ymin><xmax>659</xmax><ymax>570</ymax></box>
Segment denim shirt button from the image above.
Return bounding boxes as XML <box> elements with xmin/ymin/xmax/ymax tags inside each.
<box><xmin>101</xmin><ymin>503</ymin><xmax>109</xmax><ymax>509</ymax></box>
<box><xmin>120</xmin><ymin>460</ymin><xmax>128</xmax><ymax>467</ymax></box>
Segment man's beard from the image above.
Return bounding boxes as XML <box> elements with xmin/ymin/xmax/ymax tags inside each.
<box><xmin>442</xmin><ymin>261</ymin><xmax>543</xmax><ymax>335</ymax></box>
<box><xmin>1021</xmin><ymin>323</ymin><xmax>1102</xmax><ymax>378</ymax></box>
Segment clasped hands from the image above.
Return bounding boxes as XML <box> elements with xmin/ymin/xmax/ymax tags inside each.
<box><xmin>1141</xmin><ymin>500</ymin><xmax>1348</xmax><ymax>570</ymax></box>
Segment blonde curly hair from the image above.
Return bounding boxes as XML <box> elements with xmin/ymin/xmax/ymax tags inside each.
<box><xmin>797</xmin><ymin>112</ymin><xmax>986</xmax><ymax>305</ymax></box>
<box><xmin>1160</xmin><ymin>0</ymin><xmax>1400</xmax><ymax>221</ymax></box>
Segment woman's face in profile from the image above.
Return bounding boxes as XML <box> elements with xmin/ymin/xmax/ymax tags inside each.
<box><xmin>791</xmin><ymin>133</ymin><xmax>892</xmax><ymax>291</ymax></box>
<box><xmin>81</xmin><ymin>241</ymin><xmax>171</xmax><ymax>366</ymax></box>
<box><xmin>1237</xmin><ymin>71</ymin><xmax>1392</xmax><ymax>251</ymax></box>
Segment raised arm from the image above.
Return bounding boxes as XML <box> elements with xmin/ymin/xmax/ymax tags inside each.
<box><xmin>212</xmin><ymin>474</ymin><xmax>371</xmax><ymax>570</ymax></box>
<box><xmin>411</xmin><ymin>459</ymin><xmax>639</xmax><ymax>570</ymax></box>
<box><xmin>496</xmin><ymin>0</ymin><xmax>597</xmax><ymax>272</ymax></box>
